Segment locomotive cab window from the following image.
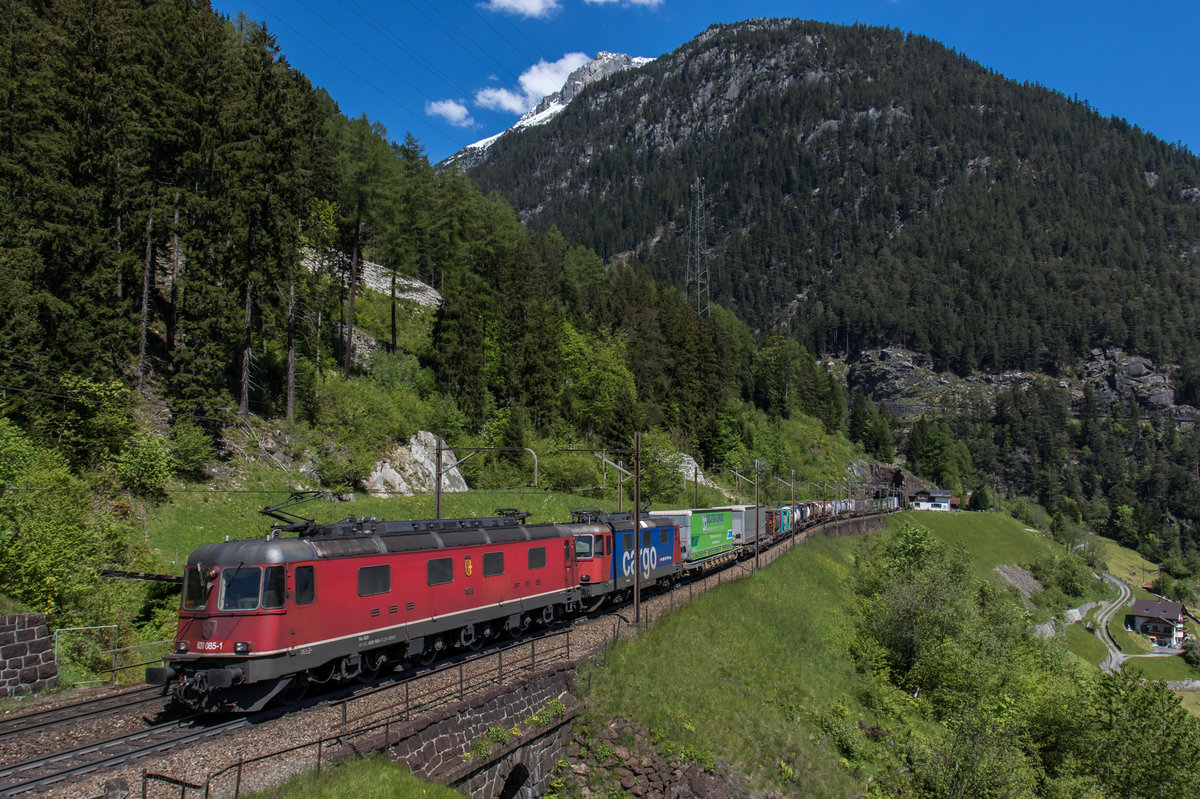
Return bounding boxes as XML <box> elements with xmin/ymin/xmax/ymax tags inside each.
<box><xmin>528</xmin><ymin>546</ymin><xmax>546</xmax><ymax>570</ymax></box>
<box><xmin>181</xmin><ymin>565</ymin><xmax>210</xmax><ymax>611</ymax></box>
<box><xmin>598</xmin><ymin>536</ymin><xmax>607</xmax><ymax>556</ymax></box>
<box><xmin>219</xmin><ymin>566</ymin><xmax>262</xmax><ymax>611</ymax></box>
<box><xmin>482</xmin><ymin>552</ymin><xmax>504</xmax><ymax>577</ymax></box>
<box><xmin>574</xmin><ymin>535</ymin><xmax>593</xmax><ymax>560</ymax></box>
<box><xmin>294</xmin><ymin>565</ymin><xmax>315</xmax><ymax>605</ymax></box>
<box><xmin>427</xmin><ymin>557</ymin><xmax>453</xmax><ymax>586</ymax></box>
<box><xmin>622</xmin><ymin>532</ymin><xmax>633</xmax><ymax>551</ymax></box>
<box><xmin>659</xmin><ymin>529</ymin><xmax>668</xmax><ymax>545</ymax></box>
<box><xmin>262</xmin><ymin>566</ymin><xmax>285</xmax><ymax>609</ymax></box>
<box><xmin>358</xmin><ymin>564</ymin><xmax>390</xmax><ymax>596</ymax></box>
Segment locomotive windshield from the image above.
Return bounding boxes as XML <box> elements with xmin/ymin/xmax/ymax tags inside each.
<box><xmin>574</xmin><ymin>535</ymin><xmax>593</xmax><ymax>559</ymax></box>
<box><xmin>181</xmin><ymin>566</ymin><xmax>209</xmax><ymax>610</ymax></box>
<box><xmin>219</xmin><ymin>566</ymin><xmax>263</xmax><ymax>611</ymax></box>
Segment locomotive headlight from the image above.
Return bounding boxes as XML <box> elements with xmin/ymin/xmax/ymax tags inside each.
<box><xmin>174</xmin><ymin>641</ymin><xmax>189</xmax><ymax>654</ymax></box>
<box><xmin>233</xmin><ymin>642</ymin><xmax>251</xmax><ymax>655</ymax></box>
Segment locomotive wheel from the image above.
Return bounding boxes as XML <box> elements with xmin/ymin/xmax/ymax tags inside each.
<box><xmin>418</xmin><ymin>637</ymin><xmax>443</xmax><ymax>667</ymax></box>
<box><xmin>507</xmin><ymin>614</ymin><xmax>531</xmax><ymax>638</ymax></box>
<box><xmin>275</xmin><ymin>676</ymin><xmax>308</xmax><ymax>706</ymax></box>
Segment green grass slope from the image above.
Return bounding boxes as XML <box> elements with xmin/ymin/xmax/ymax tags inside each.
<box><xmin>242</xmin><ymin>755</ymin><xmax>461</xmax><ymax>799</ymax></box>
<box><xmin>575</xmin><ymin>510</ymin><xmax>1200</xmax><ymax>796</ymax></box>
<box><xmin>884</xmin><ymin>510</ymin><xmax>1057</xmax><ymax>581</ymax></box>
<box><xmin>580</xmin><ymin>532</ymin><xmax>871</xmax><ymax>797</ymax></box>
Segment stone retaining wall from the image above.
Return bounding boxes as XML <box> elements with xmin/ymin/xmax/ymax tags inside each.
<box><xmin>363</xmin><ymin>661</ymin><xmax>576</xmax><ymax>798</ymax></box>
<box><xmin>0</xmin><ymin>614</ymin><xmax>58</xmax><ymax>697</ymax></box>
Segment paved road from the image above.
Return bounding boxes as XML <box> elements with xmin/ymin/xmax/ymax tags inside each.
<box><xmin>1096</xmin><ymin>573</ymin><xmax>1132</xmax><ymax>672</ymax></box>
<box><xmin>1093</xmin><ymin>573</ymin><xmax>1185</xmax><ymax>671</ymax></box>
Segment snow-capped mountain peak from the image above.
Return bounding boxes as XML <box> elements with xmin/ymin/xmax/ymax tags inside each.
<box><xmin>444</xmin><ymin>51</ymin><xmax>653</xmax><ymax>169</ymax></box>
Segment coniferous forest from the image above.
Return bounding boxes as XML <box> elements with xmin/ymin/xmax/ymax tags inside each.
<box><xmin>4</xmin><ymin>1</ymin><xmax>1200</xmax><ymax>609</ymax></box>
<box><xmin>6</xmin><ymin>4</ymin><xmax>1200</xmax><ymax>796</ymax></box>
<box><xmin>1</xmin><ymin>1</ymin><xmax>849</xmax><ymax>621</ymax></box>
<box><xmin>469</xmin><ymin>18</ymin><xmax>1200</xmax><ymax>585</ymax></box>
<box><xmin>4</xmin><ymin>0</ymin><xmax>1200</xmax><ymax>612</ymax></box>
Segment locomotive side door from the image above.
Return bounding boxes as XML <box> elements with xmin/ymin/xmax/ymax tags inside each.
<box><xmin>287</xmin><ymin>563</ymin><xmax>318</xmax><ymax>651</ymax></box>
<box><xmin>562</xmin><ymin>537</ymin><xmax>577</xmax><ymax>591</ymax></box>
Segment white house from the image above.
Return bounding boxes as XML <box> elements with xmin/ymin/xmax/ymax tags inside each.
<box><xmin>1125</xmin><ymin>599</ymin><xmax>1189</xmax><ymax>648</ymax></box>
<box><xmin>909</xmin><ymin>490</ymin><xmax>955</xmax><ymax>511</ymax></box>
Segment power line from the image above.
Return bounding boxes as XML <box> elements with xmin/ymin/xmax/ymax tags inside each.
<box><xmin>332</xmin><ymin>0</ymin><xmax>511</xmax><ymax>130</ymax></box>
<box><xmin>231</xmin><ymin>0</ymin><xmax>463</xmax><ymax>150</ymax></box>
<box><xmin>400</xmin><ymin>0</ymin><xmax>525</xmax><ymax>90</ymax></box>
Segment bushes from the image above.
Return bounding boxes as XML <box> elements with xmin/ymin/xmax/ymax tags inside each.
<box><xmin>0</xmin><ymin>425</ymin><xmax>106</xmax><ymax>617</ymax></box>
<box><xmin>306</xmin><ymin>374</ymin><xmax>428</xmax><ymax>485</ymax></box>
<box><xmin>167</xmin><ymin>418</ymin><xmax>215</xmax><ymax>477</ymax></box>
<box><xmin>1028</xmin><ymin>552</ymin><xmax>1099</xmax><ymax>602</ymax></box>
<box><xmin>115</xmin><ymin>433</ymin><xmax>172</xmax><ymax>497</ymax></box>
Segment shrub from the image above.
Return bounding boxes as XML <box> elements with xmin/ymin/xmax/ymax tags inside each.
<box><xmin>167</xmin><ymin>418</ymin><xmax>214</xmax><ymax>477</ymax></box>
<box><xmin>116</xmin><ymin>433</ymin><xmax>172</xmax><ymax>497</ymax></box>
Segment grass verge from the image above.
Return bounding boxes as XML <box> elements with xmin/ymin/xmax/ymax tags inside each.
<box><xmin>241</xmin><ymin>755</ymin><xmax>461</xmax><ymax>799</ymax></box>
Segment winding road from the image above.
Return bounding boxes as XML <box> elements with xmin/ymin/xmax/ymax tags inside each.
<box><xmin>1094</xmin><ymin>573</ymin><xmax>1184</xmax><ymax>672</ymax></box>
<box><xmin>1096</xmin><ymin>573</ymin><xmax>1133</xmax><ymax>672</ymax></box>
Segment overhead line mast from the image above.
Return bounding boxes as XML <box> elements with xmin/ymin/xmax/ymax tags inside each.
<box><xmin>686</xmin><ymin>176</ymin><xmax>712</xmax><ymax>317</ymax></box>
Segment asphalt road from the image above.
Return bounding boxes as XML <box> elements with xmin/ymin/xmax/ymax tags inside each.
<box><xmin>1096</xmin><ymin>573</ymin><xmax>1133</xmax><ymax>672</ymax></box>
<box><xmin>1094</xmin><ymin>573</ymin><xmax>1184</xmax><ymax>671</ymax></box>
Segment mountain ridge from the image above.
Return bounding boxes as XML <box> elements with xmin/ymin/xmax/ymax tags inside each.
<box><xmin>465</xmin><ymin>18</ymin><xmax>1200</xmax><ymax>382</ymax></box>
<box><xmin>444</xmin><ymin>50</ymin><xmax>654</xmax><ymax>171</ymax></box>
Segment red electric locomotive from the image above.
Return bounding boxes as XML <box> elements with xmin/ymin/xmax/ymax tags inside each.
<box><xmin>148</xmin><ymin>509</ymin><xmax>582</xmax><ymax>711</ymax></box>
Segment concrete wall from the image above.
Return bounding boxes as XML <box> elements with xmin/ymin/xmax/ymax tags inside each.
<box><xmin>0</xmin><ymin>614</ymin><xmax>58</xmax><ymax>697</ymax></box>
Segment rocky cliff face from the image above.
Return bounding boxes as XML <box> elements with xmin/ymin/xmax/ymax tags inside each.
<box><xmin>846</xmin><ymin>346</ymin><xmax>1197</xmax><ymax>422</ymax></box>
<box><xmin>364</xmin><ymin>431</ymin><xmax>469</xmax><ymax>497</ymax></box>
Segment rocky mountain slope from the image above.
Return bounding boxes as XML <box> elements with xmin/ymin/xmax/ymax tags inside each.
<box><xmin>465</xmin><ymin>18</ymin><xmax>1200</xmax><ymax>388</ymax></box>
<box><xmin>443</xmin><ymin>51</ymin><xmax>653</xmax><ymax>171</ymax></box>
<box><xmin>845</xmin><ymin>346</ymin><xmax>1197</xmax><ymax>423</ymax></box>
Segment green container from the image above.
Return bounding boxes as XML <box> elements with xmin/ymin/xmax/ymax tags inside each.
<box><xmin>691</xmin><ymin>509</ymin><xmax>736</xmax><ymax>558</ymax></box>
<box><xmin>649</xmin><ymin>509</ymin><xmax>736</xmax><ymax>563</ymax></box>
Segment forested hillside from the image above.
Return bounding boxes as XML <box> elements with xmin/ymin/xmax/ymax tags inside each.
<box><xmin>467</xmin><ymin>17</ymin><xmax>1200</xmax><ymax>591</ymax></box>
<box><xmin>6</xmin><ymin>6</ymin><xmax>1200</xmax><ymax>794</ymax></box>
<box><xmin>0</xmin><ymin>1</ymin><xmax>855</xmax><ymax>632</ymax></box>
<box><xmin>469</xmin><ymin>19</ymin><xmax>1200</xmax><ymax>376</ymax></box>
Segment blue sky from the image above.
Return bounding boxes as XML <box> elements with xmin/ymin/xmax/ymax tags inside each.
<box><xmin>208</xmin><ymin>0</ymin><xmax>1198</xmax><ymax>164</ymax></box>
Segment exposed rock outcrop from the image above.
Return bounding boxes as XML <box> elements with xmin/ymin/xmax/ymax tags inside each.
<box><xmin>364</xmin><ymin>432</ymin><xmax>469</xmax><ymax>497</ymax></box>
<box><xmin>845</xmin><ymin>346</ymin><xmax>1197</xmax><ymax>423</ymax></box>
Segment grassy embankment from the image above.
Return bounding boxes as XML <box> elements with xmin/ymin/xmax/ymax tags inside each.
<box><xmin>580</xmin><ymin>510</ymin><xmax>1200</xmax><ymax>797</ymax></box>
<box><xmin>231</xmin><ymin>511</ymin><xmax>1200</xmax><ymax>796</ymax></box>
<box><xmin>577</xmin><ymin>510</ymin><xmax>1056</xmax><ymax>797</ymax></box>
<box><xmin>242</xmin><ymin>755</ymin><xmax>462</xmax><ymax>799</ymax></box>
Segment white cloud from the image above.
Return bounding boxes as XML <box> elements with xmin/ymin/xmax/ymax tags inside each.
<box><xmin>474</xmin><ymin>87</ymin><xmax>531</xmax><ymax>115</ymax></box>
<box><xmin>425</xmin><ymin>99</ymin><xmax>475</xmax><ymax>128</ymax></box>
<box><xmin>475</xmin><ymin>52</ymin><xmax>590</xmax><ymax>115</ymax></box>
<box><xmin>480</xmin><ymin>0</ymin><xmax>561</xmax><ymax>18</ymax></box>
<box><xmin>583</xmin><ymin>0</ymin><xmax>664</xmax><ymax>7</ymax></box>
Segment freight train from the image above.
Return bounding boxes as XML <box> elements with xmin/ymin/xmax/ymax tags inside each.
<box><xmin>147</xmin><ymin>494</ymin><xmax>898</xmax><ymax>711</ymax></box>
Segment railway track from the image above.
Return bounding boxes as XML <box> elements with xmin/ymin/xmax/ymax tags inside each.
<box><xmin>0</xmin><ymin>713</ymin><xmax>246</xmax><ymax>796</ymax></box>
<box><xmin>7</xmin><ymin>512</ymin><xmax>890</xmax><ymax>796</ymax></box>
<box><xmin>0</xmin><ymin>686</ymin><xmax>167</xmax><ymax>743</ymax></box>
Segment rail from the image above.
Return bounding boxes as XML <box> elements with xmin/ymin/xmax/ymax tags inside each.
<box><xmin>131</xmin><ymin>509</ymin><xmax>896</xmax><ymax>798</ymax></box>
<box><xmin>136</xmin><ymin>631</ymin><xmax>573</xmax><ymax>798</ymax></box>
